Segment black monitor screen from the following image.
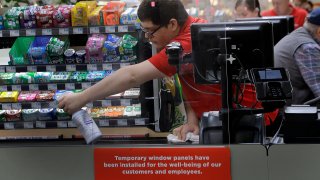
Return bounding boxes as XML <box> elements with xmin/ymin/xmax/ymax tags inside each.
<box><xmin>236</xmin><ymin>16</ymin><xmax>294</xmax><ymax>45</ymax></box>
<box><xmin>191</xmin><ymin>21</ymin><xmax>274</xmax><ymax>84</ymax></box>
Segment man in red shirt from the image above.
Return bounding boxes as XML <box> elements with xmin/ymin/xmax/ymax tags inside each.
<box><xmin>262</xmin><ymin>0</ymin><xmax>308</xmax><ymax>29</ymax></box>
<box><xmin>59</xmin><ymin>0</ymin><xmax>278</xmax><ymax>141</ymax></box>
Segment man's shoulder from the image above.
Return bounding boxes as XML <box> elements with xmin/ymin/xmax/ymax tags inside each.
<box><xmin>292</xmin><ymin>6</ymin><xmax>308</xmax><ymax>16</ymax></box>
<box><xmin>261</xmin><ymin>9</ymin><xmax>276</xmax><ymax>16</ymax></box>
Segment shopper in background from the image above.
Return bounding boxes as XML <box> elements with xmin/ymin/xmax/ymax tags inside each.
<box><xmin>262</xmin><ymin>0</ymin><xmax>308</xmax><ymax>29</ymax></box>
<box><xmin>303</xmin><ymin>1</ymin><xmax>314</xmax><ymax>13</ymax></box>
<box><xmin>59</xmin><ymin>0</ymin><xmax>278</xmax><ymax>141</ymax></box>
<box><xmin>274</xmin><ymin>8</ymin><xmax>320</xmax><ymax>105</ymax></box>
<box><xmin>234</xmin><ymin>0</ymin><xmax>261</xmax><ymax>18</ymax></box>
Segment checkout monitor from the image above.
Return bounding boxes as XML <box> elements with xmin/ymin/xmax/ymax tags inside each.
<box><xmin>191</xmin><ymin>21</ymin><xmax>274</xmax><ymax>84</ymax></box>
<box><xmin>236</xmin><ymin>16</ymin><xmax>294</xmax><ymax>45</ymax></box>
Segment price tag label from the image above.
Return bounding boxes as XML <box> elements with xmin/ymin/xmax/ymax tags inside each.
<box><xmin>29</xmin><ymin>84</ymin><xmax>39</xmax><ymax>91</ymax></box>
<box><xmin>31</xmin><ymin>102</ymin><xmax>41</xmax><ymax>109</ymax></box>
<box><xmin>105</xmin><ymin>26</ymin><xmax>116</xmax><ymax>33</ymax></box>
<box><xmin>90</xmin><ymin>27</ymin><xmax>100</xmax><ymax>34</ymax></box>
<box><xmin>27</xmin><ymin>66</ymin><xmax>37</xmax><ymax>72</ymax></box>
<box><xmin>0</xmin><ymin>86</ymin><xmax>8</xmax><ymax>91</ymax></box>
<box><xmin>118</xmin><ymin>119</ymin><xmax>128</xmax><ymax>126</ymax></box>
<box><xmin>42</xmin><ymin>29</ymin><xmax>52</xmax><ymax>35</ymax></box>
<box><xmin>2</xmin><ymin>104</ymin><xmax>12</xmax><ymax>110</ymax></box>
<box><xmin>81</xmin><ymin>82</ymin><xmax>91</xmax><ymax>89</ymax></box>
<box><xmin>4</xmin><ymin>123</ymin><xmax>14</xmax><ymax>130</ymax></box>
<box><xmin>24</xmin><ymin>122</ymin><xmax>34</xmax><ymax>129</ymax></box>
<box><xmin>99</xmin><ymin>120</ymin><xmax>109</xmax><ymax>127</ymax></box>
<box><xmin>87</xmin><ymin>64</ymin><xmax>97</xmax><ymax>71</ymax></box>
<box><xmin>57</xmin><ymin>121</ymin><xmax>68</xmax><ymax>128</ymax></box>
<box><xmin>86</xmin><ymin>102</ymin><xmax>93</xmax><ymax>108</ymax></box>
<box><xmin>121</xmin><ymin>99</ymin><xmax>131</xmax><ymax>106</ymax></box>
<box><xmin>135</xmin><ymin>118</ymin><xmax>146</xmax><ymax>125</ymax></box>
<box><xmin>12</xmin><ymin>85</ymin><xmax>21</xmax><ymax>91</ymax></box>
<box><xmin>59</xmin><ymin>28</ymin><xmax>69</xmax><ymax>35</ymax></box>
<box><xmin>6</xmin><ymin>66</ymin><xmax>16</xmax><ymax>72</ymax></box>
<box><xmin>26</xmin><ymin>29</ymin><xmax>36</xmax><ymax>36</ymax></box>
<box><xmin>9</xmin><ymin>30</ymin><xmax>20</xmax><ymax>37</ymax></box>
<box><xmin>118</xmin><ymin>26</ymin><xmax>128</xmax><ymax>32</ymax></box>
<box><xmin>46</xmin><ymin>65</ymin><xmax>56</xmax><ymax>72</ymax></box>
<box><xmin>12</xmin><ymin>103</ymin><xmax>22</xmax><ymax>109</ymax></box>
<box><xmin>36</xmin><ymin>121</ymin><xmax>46</xmax><ymax>128</ymax></box>
<box><xmin>0</xmin><ymin>31</ymin><xmax>2</xmax><ymax>37</ymax></box>
<box><xmin>66</xmin><ymin>64</ymin><xmax>76</xmax><ymax>71</ymax></box>
<box><xmin>48</xmin><ymin>84</ymin><xmax>57</xmax><ymax>90</ymax></box>
<box><xmin>102</xmin><ymin>100</ymin><xmax>111</xmax><ymax>107</ymax></box>
<box><xmin>65</xmin><ymin>83</ymin><xmax>75</xmax><ymax>90</ymax></box>
<box><xmin>73</xmin><ymin>27</ymin><xmax>83</xmax><ymax>34</ymax></box>
<box><xmin>49</xmin><ymin>101</ymin><xmax>57</xmax><ymax>108</ymax></box>
<box><xmin>120</xmin><ymin>63</ymin><xmax>130</xmax><ymax>68</ymax></box>
<box><xmin>68</xmin><ymin>121</ymin><xmax>77</xmax><ymax>128</ymax></box>
<box><xmin>0</xmin><ymin>66</ymin><xmax>5</xmax><ymax>72</ymax></box>
<box><xmin>103</xmin><ymin>64</ymin><xmax>112</xmax><ymax>70</ymax></box>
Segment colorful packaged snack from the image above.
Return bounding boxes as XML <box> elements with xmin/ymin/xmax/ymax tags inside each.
<box><xmin>0</xmin><ymin>110</ymin><xmax>6</xmax><ymax>121</ymax></box>
<box><xmin>123</xmin><ymin>88</ymin><xmax>140</xmax><ymax>98</ymax></box>
<box><xmin>71</xmin><ymin>2</ymin><xmax>89</xmax><ymax>26</ymax></box>
<box><xmin>50</xmin><ymin>72</ymin><xmax>72</xmax><ymax>83</ymax></box>
<box><xmin>133</xmin><ymin>104</ymin><xmax>141</xmax><ymax>116</ymax></box>
<box><xmin>0</xmin><ymin>91</ymin><xmax>19</xmax><ymax>103</ymax></box>
<box><xmin>20</xmin><ymin>6</ymin><xmax>39</xmax><ymax>29</ymax></box>
<box><xmin>100</xmin><ymin>1</ymin><xmax>125</xmax><ymax>25</ymax></box>
<box><xmin>123</xmin><ymin>106</ymin><xmax>134</xmax><ymax>117</ymax></box>
<box><xmin>120</xmin><ymin>34</ymin><xmax>138</xmax><ymax>62</ymax></box>
<box><xmin>0</xmin><ymin>73</ymin><xmax>16</xmax><ymax>84</ymax></box>
<box><xmin>36</xmin><ymin>6</ymin><xmax>54</xmax><ymax>28</ymax></box>
<box><xmin>53</xmin><ymin>5</ymin><xmax>72</xmax><ymax>28</ymax></box>
<box><xmin>36</xmin><ymin>90</ymin><xmax>55</xmax><ymax>101</ymax></box>
<box><xmin>14</xmin><ymin>72</ymin><xmax>35</xmax><ymax>84</ymax></box>
<box><xmin>85</xmin><ymin>34</ymin><xmax>106</xmax><ymax>63</ymax></box>
<box><xmin>86</xmin><ymin>71</ymin><xmax>106</xmax><ymax>81</ymax></box>
<box><xmin>64</xmin><ymin>49</ymin><xmax>76</xmax><ymax>64</ymax></box>
<box><xmin>56</xmin><ymin>108</ymin><xmax>71</xmax><ymax>121</ymax></box>
<box><xmin>5</xmin><ymin>110</ymin><xmax>21</xmax><ymax>121</ymax></box>
<box><xmin>22</xmin><ymin>109</ymin><xmax>39</xmax><ymax>121</ymax></box>
<box><xmin>70</xmin><ymin>71</ymin><xmax>88</xmax><ymax>82</ymax></box>
<box><xmin>38</xmin><ymin>108</ymin><xmax>54</xmax><ymax>121</ymax></box>
<box><xmin>103</xmin><ymin>34</ymin><xmax>121</xmax><ymax>62</ymax></box>
<box><xmin>34</xmin><ymin>72</ymin><xmax>52</xmax><ymax>83</ymax></box>
<box><xmin>75</xmin><ymin>50</ymin><xmax>86</xmax><ymax>64</ymax></box>
<box><xmin>18</xmin><ymin>91</ymin><xmax>39</xmax><ymax>102</ymax></box>
<box><xmin>89</xmin><ymin>6</ymin><xmax>103</xmax><ymax>26</ymax></box>
<box><xmin>113</xmin><ymin>106</ymin><xmax>125</xmax><ymax>117</ymax></box>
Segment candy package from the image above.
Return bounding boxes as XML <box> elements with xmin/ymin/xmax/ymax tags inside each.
<box><xmin>53</xmin><ymin>5</ymin><xmax>73</xmax><ymax>28</ymax></box>
<box><xmin>103</xmin><ymin>34</ymin><xmax>122</xmax><ymax>62</ymax></box>
<box><xmin>89</xmin><ymin>6</ymin><xmax>103</xmax><ymax>26</ymax></box>
<box><xmin>85</xmin><ymin>34</ymin><xmax>106</xmax><ymax>63</ymax></box>
<box><xmin>36</xmin><ymin>6</ymin><xmax>54</xmax><ymax>28</ymax></box>
<box><xmin>100</xmin><ymin>1</ymin><xmax>125</xmax><ymax>25</ymax></box>
<box><xmin>71</xmin><ymin>2</ymin><xmax>89</xmax><ymax>26</ymax></box>
<box><xmin>20</xmin><ymin>6</ymin><xmax>39</xmax><ymax>29</ymax></box>
<box><xmin>119</xmin><ymin>34</ymin><xmax>138</xmax><ymax>62</ymax></box>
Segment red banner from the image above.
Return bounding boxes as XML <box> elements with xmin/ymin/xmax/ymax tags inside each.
<box><xmin>94</xmin><ymin>147</ymin><xmax>231</xmax><ymax>180</ymax></box>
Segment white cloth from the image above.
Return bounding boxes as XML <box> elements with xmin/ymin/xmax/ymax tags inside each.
<box><xmin>167</xmin><ymin>132</ymin><xmax>199</xmax><ymax>143</ymax></box>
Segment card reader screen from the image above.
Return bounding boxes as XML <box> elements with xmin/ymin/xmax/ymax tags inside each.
<box><xmin>258</xmin><ymin>70</ymin><xmax>282</xmax><ymax>80</ymax></box>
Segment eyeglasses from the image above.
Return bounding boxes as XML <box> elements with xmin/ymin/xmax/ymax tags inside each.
<box><xmin>141</xmin><ymin>25</ymin><xmax>163</xmax><ymax>38</ymax></box>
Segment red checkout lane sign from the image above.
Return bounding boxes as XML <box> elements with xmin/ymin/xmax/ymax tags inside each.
<box><xmin>94</xmin><ymin>147</ymin><xmax>231</xmax><ymax>180</ymax></box>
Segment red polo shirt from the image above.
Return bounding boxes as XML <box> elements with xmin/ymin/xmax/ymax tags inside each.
<box><xmin>261</xmin><ymin>4</ymin><xmax>308</xmax><ymax>29</ymax></box>
<box><xmin>148</xmin><ymin>16</ymin><xmax>278</xmax><ymax>125</ymax></box>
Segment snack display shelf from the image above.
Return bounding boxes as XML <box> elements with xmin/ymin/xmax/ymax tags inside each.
<box><xmin>0</xmin><ymin>117</ymin><xmax>149</xmax><ymax>130</ymax></box>
<box><xmin>0</xmin><ymin>25</ymin><xmax>137</xmax><ymax>38</ymax></box>
<box><xmin>0</xmin><ymin>98</ymin><xmax>140</xmax><ymax>110</ymax></box>
<box><xmin>0</xmin><ymin>62</ymin><xmax>133</xmax><ymax>73</ymax></box>
<box><xmin>0</xmin><ymin>82</ymin><xmax>95</xmax><ymax>91</ymax></box>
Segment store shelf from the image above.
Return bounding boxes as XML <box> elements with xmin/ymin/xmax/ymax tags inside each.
<box><xmin>0</xmin><ymin>25</ymin><xmax>137</xmax><ymax>38</ymax></box>
<box><xmin>0</xmin><ymin>98</ymin><xmax>140</xmax><ymax>110</ymax></box>
<box><xmin>0</xmin><ymin>117</ymin><xmax>149</xmax><ymax>130</ymax></box>
<box><xmin>0</xmin><ymin>82</ymin><xmax>95</xmax><ymax>91</ymax></box>
<box><xmin>0</xmin><ymin>62</ymin><xmax>133</xmax><ymax>73</ymax></box>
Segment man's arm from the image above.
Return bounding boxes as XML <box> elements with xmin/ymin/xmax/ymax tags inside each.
<box><xmin>294</xmin><ymin>43</ymin><xmax>320</xmax><ymax>97</ymax></box>
<box><xmin>58</xmin><ymin>60</ymin><xmax>164</xmax><ymax>114</ymax></box>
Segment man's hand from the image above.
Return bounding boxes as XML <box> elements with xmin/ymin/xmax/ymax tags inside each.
<box><xmin>172</xmin><ymin>122</ymin><xmax>199</xmax><ymax>141</ymax></box>
<box><xmin>58</xmin><ymin>92</ymin><xmax>88</xmax><ymax>114</ymax></box>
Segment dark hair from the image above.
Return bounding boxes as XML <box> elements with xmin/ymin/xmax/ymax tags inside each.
<box><xmin>235</xmin><ymin>0</ymin><xmax>261</xmax><ymax>17</ymax></box>
<box><xmin>138</xmin><ymin>0</ymin><xmax>189</xmax><ymax>27</ymax></box>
